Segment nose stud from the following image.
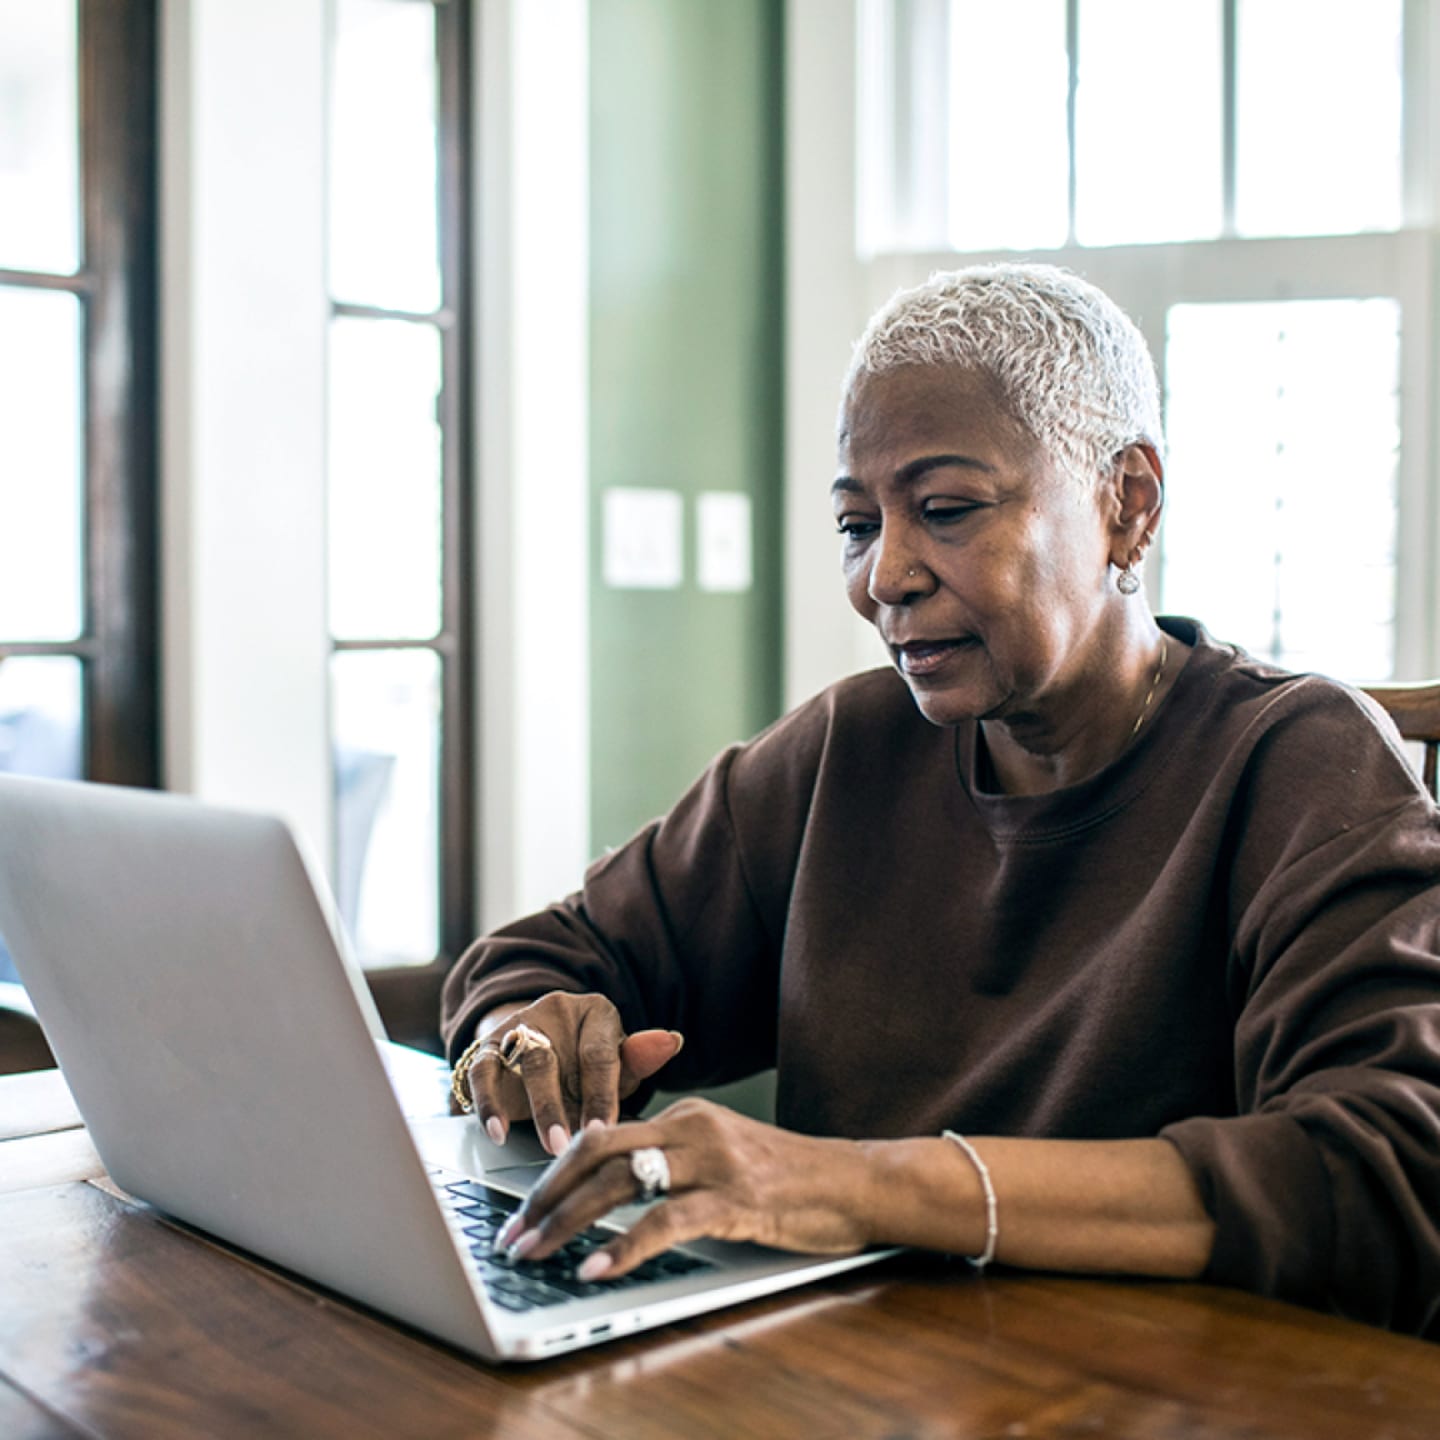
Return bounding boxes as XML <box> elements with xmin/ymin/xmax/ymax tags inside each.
<box><xmin>907</xmin><ymin>567</ymin><xmax>917</xmax><ymax>578</ymax></box>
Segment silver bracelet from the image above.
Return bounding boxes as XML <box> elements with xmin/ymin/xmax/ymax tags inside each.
<box><xmin>942</xmin><ymin>1130</ymin><xmax>998</xmax><ymax>1270</ymax></box>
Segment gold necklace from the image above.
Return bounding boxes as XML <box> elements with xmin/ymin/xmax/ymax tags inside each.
<box><xmin>1129</xmin><ymin>635</ymin><xmax>1169</xmax><ymax>739</ymax></box>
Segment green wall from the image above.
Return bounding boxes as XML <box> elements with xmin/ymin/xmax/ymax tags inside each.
<box><xmin>589</xmin><ymin>0</ymin><xmax>785</xmax><ymax>852</ymax></box>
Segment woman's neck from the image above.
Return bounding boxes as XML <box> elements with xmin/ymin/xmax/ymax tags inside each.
<box><xmin>980</xmin><ymin>616</ymin><xmax>1188</xmax><ymax>797</ymax></box>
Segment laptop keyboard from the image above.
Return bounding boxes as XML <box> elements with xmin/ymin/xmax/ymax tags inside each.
<box><xmin>440</xmin><ymin>1178</ymin><xmax>714</xmax><ymax>1313</ymax></box>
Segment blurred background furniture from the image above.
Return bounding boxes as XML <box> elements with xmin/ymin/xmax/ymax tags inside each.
<box><xmin>1362</xmin><ymin>681</ymin><xmax>1440</xmax><ymax>800</ymax></box>
<box><xmin>0</xmin><ymin>984</ymin><xmax>53</xmax><ymax>1075</ymax></box>
<box><xmin>332</xmin><ymin>744</ymin><xmax>397</xmax><ymax>947</ymax></box>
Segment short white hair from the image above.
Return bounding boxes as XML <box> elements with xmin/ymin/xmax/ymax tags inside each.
<box><xmin>844</xmin><ymin>263</ymin><xmax>1164</xmax><ymax>486</ymax></box>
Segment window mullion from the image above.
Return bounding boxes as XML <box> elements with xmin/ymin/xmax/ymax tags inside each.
<box><xmin>1221</xmin><ymin>0</ymin><xmax>1237</xmax><ymax>237</ymax></box>
<box><xmin>81</xmin><ymin>0</ymin><xmax>159</xmax><ymax>787</ymax></box>
<box><xmin>435</xmin><ymin>0</ymin><xmax>474</xmax><ymax>964</ymax></box>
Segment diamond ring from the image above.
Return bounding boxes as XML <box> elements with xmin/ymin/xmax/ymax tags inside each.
<box><xmin>629</xmin><ymin>1146</ymin><xmax>671</xmax><ymax>1204</ymax></box>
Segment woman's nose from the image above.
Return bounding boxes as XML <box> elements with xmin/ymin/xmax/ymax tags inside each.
<box><xmin>867</xmin><ymin>529</ymin><xmax>927</xmax><ymax>605</ymax></box>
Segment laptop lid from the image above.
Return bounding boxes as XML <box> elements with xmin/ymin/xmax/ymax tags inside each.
<box><xmin>0</xmin><ymin>775</ymin><xmax>502</xmax><ymax>1357</ymax></box>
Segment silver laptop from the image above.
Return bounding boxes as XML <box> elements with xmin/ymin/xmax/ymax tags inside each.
<box><xmin>0</xmin><ymin>775</ymin><xmax>892</xmax><ymax>1362</ymax></box>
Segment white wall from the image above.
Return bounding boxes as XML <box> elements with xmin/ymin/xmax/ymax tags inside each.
<box><xmin>474</xmin><ymin>0</ymin><xmax>591</xmax><ymax>928</ymax></box>
<box><xmin>161</xmin><ymin>0</ymin><xmax>332</xmax><ymax>859</ymax></box>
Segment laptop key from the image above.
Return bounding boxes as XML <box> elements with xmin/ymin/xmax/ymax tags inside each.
<box><xmin>481</xmin><ymin>1271</ymin><xmax>573</xmax><ymax>1310</ymax></box>
<box><xmin>485</xmin><ymin>1289</ymin><xmax>534</xmax><ymax>1313</ymax></box>
<box><xmin>454</xmin><ymin>1201</ymin><xmax>508</xmax><ymax>1223</ymax></box>
<box><xmin>446</xmin><ymin>1180</ymin><xmax>514</xmax><ymax>1209</ymax></box>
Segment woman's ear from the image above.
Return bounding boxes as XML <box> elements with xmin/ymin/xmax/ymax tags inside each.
<box><xmin>1107</xmin><ymin>442</ymin><xmax>1164</xmax><ymax>569</ymax></box>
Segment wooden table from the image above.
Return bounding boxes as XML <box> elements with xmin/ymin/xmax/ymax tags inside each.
<box><xmin>2</xmin><ymin>1066</ymin><xmax>1437</xmax><ymax>1439</ymax></box>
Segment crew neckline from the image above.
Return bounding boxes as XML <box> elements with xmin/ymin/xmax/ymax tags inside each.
<box><xmin>954</xmin><ymin>617</ymin><xmax>1222</xmax><ymax>842</ymax></box>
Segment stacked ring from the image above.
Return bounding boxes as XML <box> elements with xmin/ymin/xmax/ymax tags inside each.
<box><xmin>498</xmin><ymin>1022</ymin><xmax>554</xmax><ymax>1072</ymax></box>
<box><xmin>449</xmin><ymin>1036</ymin><xmax>504</xmax><ymax>1114</ymax></box>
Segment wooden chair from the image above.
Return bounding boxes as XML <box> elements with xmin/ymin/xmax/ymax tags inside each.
<box><xmin>0</xmin><ymin>983</ymin><xmax>54</xmax><ymax>1075</ymax></box>
<box><xmin>1361</xmin><ymin>681</ymin><xmax>1440</xmax><ymax>800</ymax></box>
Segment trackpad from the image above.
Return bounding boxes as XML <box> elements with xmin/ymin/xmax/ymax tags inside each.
<box><xmin>410</xmin><ymin>1114</ymin><xmax>551</xmax><ymax>1195</ymax></box>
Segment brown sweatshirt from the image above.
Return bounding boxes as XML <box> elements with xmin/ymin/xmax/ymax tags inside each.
<box><xmin>441</xmin><ymin>619</ymin><xmax>1440</xmax><ymax>1336</ymax></box>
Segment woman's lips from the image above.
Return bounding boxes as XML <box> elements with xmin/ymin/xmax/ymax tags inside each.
<box><xmin>893</xmin><ymin>638</ymin><xmax>978</xmax><ymax>676</ymax></box>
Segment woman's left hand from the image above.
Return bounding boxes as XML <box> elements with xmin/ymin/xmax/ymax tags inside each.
<box><xmin>495</xmin><ymin>1097</ymin><xmax>879</xmax><ymax>1279</ymax></box>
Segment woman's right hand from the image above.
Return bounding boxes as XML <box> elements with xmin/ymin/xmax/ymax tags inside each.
<box><xmin>460</xmin><ymin>991</ymin><xmax>684</xmax><ymax>1155</ymax></box>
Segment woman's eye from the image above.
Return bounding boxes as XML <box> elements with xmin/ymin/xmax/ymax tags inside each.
<box><xmin>923</xmin><ymin>504</ymin><xmax>976</xmax><ymax>526</ymax></box>
<box><xmin>835</xmin><ymin>517</ymin><xmax>879</xmax><ymax>539</ymax></box>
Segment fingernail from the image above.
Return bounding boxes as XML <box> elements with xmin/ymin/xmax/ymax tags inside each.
<box><xmin>547</xmin><ymin>1123</ymin><xmax>570</xmax><ymax>1155</ymax></box>
<box><xmin>668</xmin><ymin>1030</ymin><xmax>685</xmax><ymax>1054</ymax></box>
<box><xmin>507</xmin><ymin>1228</ymin><xmax>541</xmax><ymax>1260</ymax></box>
<box><xmin>485</xmin><ymin>1116</ymin><xmax>506</xmax><ymax>1145</ymax></box>
<box><xmin>494</xmin><ymin>1214</ymin><xmax>523</xmax><ymax>1250</ymax></box>
<box><xmin>586</xmin><ymin>1116</ymin><xmax>607</xmax><ymax>1133</ymax></box>
<box><xmin>576</xmin><ymin>1251</ymin><xmax>613</xmax><ymax>1282</ymax></box>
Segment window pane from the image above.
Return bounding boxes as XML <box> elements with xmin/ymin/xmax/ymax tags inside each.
<box><xmin>0</xmin><ymin>655</ymin><xmax>83</xmax><ymax>985</ymax></box>
<box><xmin>0</xmin><ymin>287</ymin><xmax>83</xmax><ymax>641</ymax></box>
<box><xmin>947</xmin><ymin>0</ymin><xmax>1068</xmax><ymax>251</ymax></box>
<box><xmin>328</xmin><ymin>317</ymin><xmax>444</xmax><ymax>641</ymax></box>
<box><xmin>330</xmin><ymin>0</ymin><xmax>440</xmax><ymax>312</ymax></box>
<box><xmin>0</xmin><ymin>655</ymin><xmax>83</xmax><ymax>779</ymax></box>
<box><xmin>0</xmin><ymin>0</ymin><xmax>79</xmax><ymax>274</ymax></box>
<box><xmin>332</xmin><ymin>648</ymin><xmax>440</xmax><ymax>966</ymax></box>
<box><xmin>1162</xmin><ymin>299</ymin><xmax>1400</xmax><ymax>680</ymax></box>
<box><xmin>1236</xmin><ymin>0</ymin><xmax>1402</xmax><ymax>238</ymax></box>
<box><xmin>1075</xmin><ymin>0</ymin><xmax>1222</xmax><ymax>245</ymax></box>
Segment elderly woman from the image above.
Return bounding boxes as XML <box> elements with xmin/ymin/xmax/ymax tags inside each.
<box><xmin>441</xmin><ymin>264</ymin><xmax>1440</xmax><ymax>1336</ymax></box>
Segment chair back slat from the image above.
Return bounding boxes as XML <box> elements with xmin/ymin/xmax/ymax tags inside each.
<box><xmin>1361</xmin><ymin>682</ymin><xmax>1440</xmax><ymax>801</ymax></box>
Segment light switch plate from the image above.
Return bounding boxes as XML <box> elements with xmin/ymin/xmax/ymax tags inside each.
<box><xmin>602</xmin><ymin>487</ymin><xmax>684</xmax><ymax>590</ymax></box>
<box><xmin>697</xmin><ymin>491</ymin><xmax>752</xmax><ymax>593</ymax></box>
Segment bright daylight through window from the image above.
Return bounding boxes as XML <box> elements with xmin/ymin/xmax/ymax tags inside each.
<box><xmin>858</xmin><ymin>0</ymin><xmax>1422</xmax><ymax>685</ymax></box>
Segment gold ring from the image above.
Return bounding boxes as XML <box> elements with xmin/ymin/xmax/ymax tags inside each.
<box><xmin>499</xmin><ymin>1022</ymin><xmax>554</xmax><ymax>1072</ymax></box>
<box><xmin>450</xmin><ymin>1037</ymin><xmax>505</xmax><ymax>1114</ymax></box>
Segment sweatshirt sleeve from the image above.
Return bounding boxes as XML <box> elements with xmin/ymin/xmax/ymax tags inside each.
<box><xmin>439</xmin><ymin>688</ymin><xmax>834</xmax><ymax>1088</ymax></box>
<box><xmin>1161</xmin><ymin>682</ymin><xmax>1440</xmax><ymax>1336</ymax></box>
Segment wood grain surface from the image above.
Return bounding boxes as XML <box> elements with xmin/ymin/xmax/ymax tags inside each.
<box><xmin>0</xmin><ymin>1128</ymin><xmax>103</xmax><ymax>1194</ymax></box>
<box><xmin>1</xmin><ymin>1181</ymin><xmax>1436</xmax><ymax>1440</ymax></box>
<box><xmin>0</xmin><ymin>1067</ymin><xmax>82</xmax><ymax>1142</ymax></box>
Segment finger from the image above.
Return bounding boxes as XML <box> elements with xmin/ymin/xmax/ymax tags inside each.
<box><xmin>521</xmin><ymin>1153</ymin><xmax>644</xmax><ymax>1261</ymax></box>
<box><xmin>510</xmin><ymin>1035</ymin><xmax>572</xmax><ymax>1155</ymax></box>
<box><xmin>465</xmin><ymin>1046</ymin><xmax>514</xmax><ymax>1146</ymax></box>
<box><xmin>574</xmin><ymin>1191</ymin><xmax>717</xmax><ymax>1281</ymax></box>
<box><xmin>501</xmin><ymin>1121</ymin><xmax>665</xmax><ymax>1245</ymax></box>
<box><xmin>575</xmin><ymin>1005</ymin><xmax>626</xmax><ymax>1129</ymax></box>
<box><xmin>617</xmin><ymin>1030</ymin><xmax>685</xmax><ymax>1096</ymax></box>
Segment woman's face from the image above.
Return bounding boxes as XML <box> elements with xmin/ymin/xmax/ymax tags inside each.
<box><xmin>835</xmin><ymin>363</ymin><xmax>1122</xmax><ymax>731</ymax></box>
